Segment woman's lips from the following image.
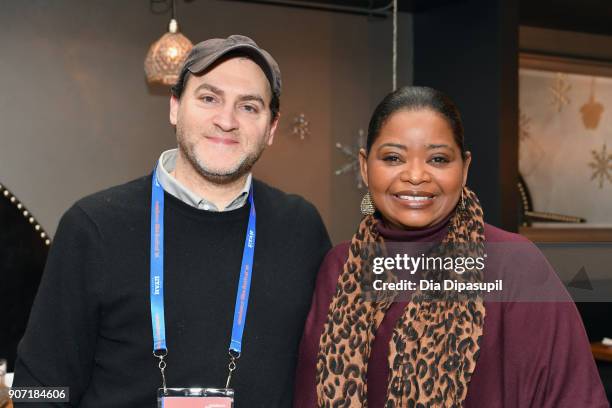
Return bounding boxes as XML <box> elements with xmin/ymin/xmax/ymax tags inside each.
<box><xmin>391</xmin><ymin>192</ymin><xmax>437</xmax><ymax>209</ymax></box>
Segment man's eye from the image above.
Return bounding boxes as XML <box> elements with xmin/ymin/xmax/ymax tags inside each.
<box><xmin>200</xmin><ymin>95</ymin><xmax>216</xmax><ymax>103</ymax></box>
<box><xmin>241</xmin><ymin>105</ymin><xmax>259</xmax><ymax>113</ymax></box>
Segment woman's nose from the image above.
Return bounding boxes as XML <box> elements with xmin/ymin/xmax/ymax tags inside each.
<box><xmin>399</xmin><ymin>161</ymin><xmax>431</xmax><ymax>185</ymax></box>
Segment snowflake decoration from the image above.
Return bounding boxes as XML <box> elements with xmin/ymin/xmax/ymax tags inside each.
<box><xmin>519</xmin><ymin>110</ymin><xmax>531</xmax><ymax>141</ymax></box>
<box><xmin>291</xmin><ymin>113</ymin><xmax>310</xmax><ymax>140</ymax></box>
<box><xmin>549</xmin><ymin>73</ymin><xmax>571</xmax><ymax>112</ymax></box>
<box><xmin>588</xmin><ymin>143</ymin><xmax>612</xmax><ymax>189</ymax></box>
<box><xmin>335</xmin><ymin>129</ymin><xmax>366</xmax><ymax>189</ymax></box>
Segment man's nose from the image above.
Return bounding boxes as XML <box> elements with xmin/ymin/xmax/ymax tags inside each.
<box><xmin>212</xmin><ymin>104</ymin><xmax>239</xmax><ymax>132</ymax></box>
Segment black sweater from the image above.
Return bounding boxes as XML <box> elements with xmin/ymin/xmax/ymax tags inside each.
<box><xmin>13</xmin><ymin>175</ymin><xmax>331</xmax><ymax>407</ymax></box>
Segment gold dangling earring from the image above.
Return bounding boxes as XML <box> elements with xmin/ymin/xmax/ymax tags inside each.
<box><xmin>360</xmin><ymin>191</ymin><xmax>376</xmax><ymax>215</ymax></box>
<box><xmin>459</xmin><ymin>187</ymin><xmax>466</xmax><ymax>211</ymax></box>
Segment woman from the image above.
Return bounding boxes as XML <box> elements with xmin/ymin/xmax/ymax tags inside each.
<box><xmin>293</xmin><ymin>87</ymin><xmax>608</xmax><ymax>407</ymax></box>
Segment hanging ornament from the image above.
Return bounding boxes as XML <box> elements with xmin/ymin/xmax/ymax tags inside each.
<box><xmin>144</xmin><ymin>0</ymin><xmax>193</xmax><ymax>86</ymax></box>
<box><xmin>580</xmin><ymin>78</ymin><xmax>604</xmax><ymax>130</ymax></box>
<box><xmin>335</xmin><ymin>129</ymin><xmax>366</xmax><ymax>189</ymax></box>
<box><xmin>291</xmin><ymin>113</ymin><xmax>310</xmax><ymax>140</ymax></box>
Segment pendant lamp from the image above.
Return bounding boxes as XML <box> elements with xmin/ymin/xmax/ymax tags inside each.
<box><xmin>144</xmin><ymin>0</ymin><xmax>193</xmax><ymax>86</ymax></box>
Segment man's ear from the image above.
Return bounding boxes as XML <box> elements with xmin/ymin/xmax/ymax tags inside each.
<box><xmin>169</xmin><ymin>95</ymin><xmax>179</xmax><ymax>126</ymax></box>
<box><xmin>359</xmin><ymin>148</ymin><xmax>369</xmax><ymax>188</ymax></box>
<box><xmin>266</xmin><ymin>113</ymin><xmax>280</xmax><ymax>146</ymax></box>
<box><xmin>462</xmin><ymin>151</ymin><xmax>472</xmax><ymax>187</ymax></box>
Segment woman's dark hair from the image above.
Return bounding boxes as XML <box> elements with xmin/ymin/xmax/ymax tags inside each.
<box><xmin>366</xmin><ymin>86</ymin><xmax>466</xmax><ymax>159</ymax></box>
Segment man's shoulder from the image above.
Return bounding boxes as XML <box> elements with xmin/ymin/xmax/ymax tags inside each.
<box><xmin>72</xmin><ymin>174</ymin><xmax>151</xmax><ymax>221</ymax></box>
<box><xmin>253</xmin><ymin>178</ymin><xmax>320</xmax><ymax>219</ymax></box>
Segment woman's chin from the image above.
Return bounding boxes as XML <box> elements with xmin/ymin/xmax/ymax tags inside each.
<box><xmin>381</xmin><ymin>210</ymin><xmax>447</xmax><ymax>230</ymax></box>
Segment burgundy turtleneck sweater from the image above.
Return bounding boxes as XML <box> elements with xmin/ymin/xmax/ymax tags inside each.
<box><xmin>293</xmin><ymin>218</ymin><xmax>608</xmax><ymax>407</ymax></box>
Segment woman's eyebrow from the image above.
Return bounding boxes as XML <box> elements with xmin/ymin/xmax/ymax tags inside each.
<box><xmin>426</xmin><ymin>143</ymin><xmax>451</xmax><ymax>149</ymax></box>
<box><xmin>378</xmin><ymin>143</ymin><xmax>407</xmax><ymax>150</ymax></box>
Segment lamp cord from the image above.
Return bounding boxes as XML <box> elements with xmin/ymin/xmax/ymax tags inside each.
<box><xmin>392</xmin><ymin>0</ymin><xmax>397</xmax><ymax>91</ymax></box>
<box><xmin>150</xmin><ymin>0</ymin><xmax>172</xmax><ymax>15</ymax></box>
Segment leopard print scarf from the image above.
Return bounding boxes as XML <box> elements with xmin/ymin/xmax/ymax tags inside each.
<box><xmin>316</xmin><ymin>186</ymin><xmax>486</xmax><ymax>407</ymax></box>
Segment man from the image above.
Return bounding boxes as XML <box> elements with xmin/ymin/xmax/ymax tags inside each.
<box><xmin>13</xmin><ymin>35</ymin><xmax>331</xmax><ymax>407</ymax></box>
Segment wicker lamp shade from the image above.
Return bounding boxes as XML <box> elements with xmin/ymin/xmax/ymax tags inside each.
<box><xmin>144</xmin><ymin>19</ymin><xmax>193</xmax><ymax>86</ymax></box>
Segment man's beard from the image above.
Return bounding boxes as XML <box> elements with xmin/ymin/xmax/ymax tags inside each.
<box><xmin>177</xmin><ymin>130</ymin><xmax>266</xmax><ymax>185</ymax></box>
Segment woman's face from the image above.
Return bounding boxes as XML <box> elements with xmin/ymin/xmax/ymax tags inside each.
<box><xmin>360</xmin><ymin>109</ymin><xmax>471</xmax><ymax>230</ymax></box>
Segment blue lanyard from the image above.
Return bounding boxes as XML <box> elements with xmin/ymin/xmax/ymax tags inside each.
<box><xmin>150</xmin><ymin>167</ymin><xmax>256</xmax><ymax>388</ymax></box>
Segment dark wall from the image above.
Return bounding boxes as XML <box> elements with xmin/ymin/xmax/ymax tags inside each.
<box><xmin>0</xmin><ymin>0</ymin><xmax>412</xmax><ymax>244</ymax></box>
<box><xmin>413</xmin><ymin>0</ymin><xmax>519</xmax><ymax>231</ymax></box>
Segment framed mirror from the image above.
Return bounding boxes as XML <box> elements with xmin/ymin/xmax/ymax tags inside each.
<box><xmin>0</xmin><ymin>183</ymin><xmax>49</xmax><ymax>372</ymax></box>
<box><xmin>519</xmin><ymin>53</ymin><xmax>612</xmax><ymax>242</ymax></box>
